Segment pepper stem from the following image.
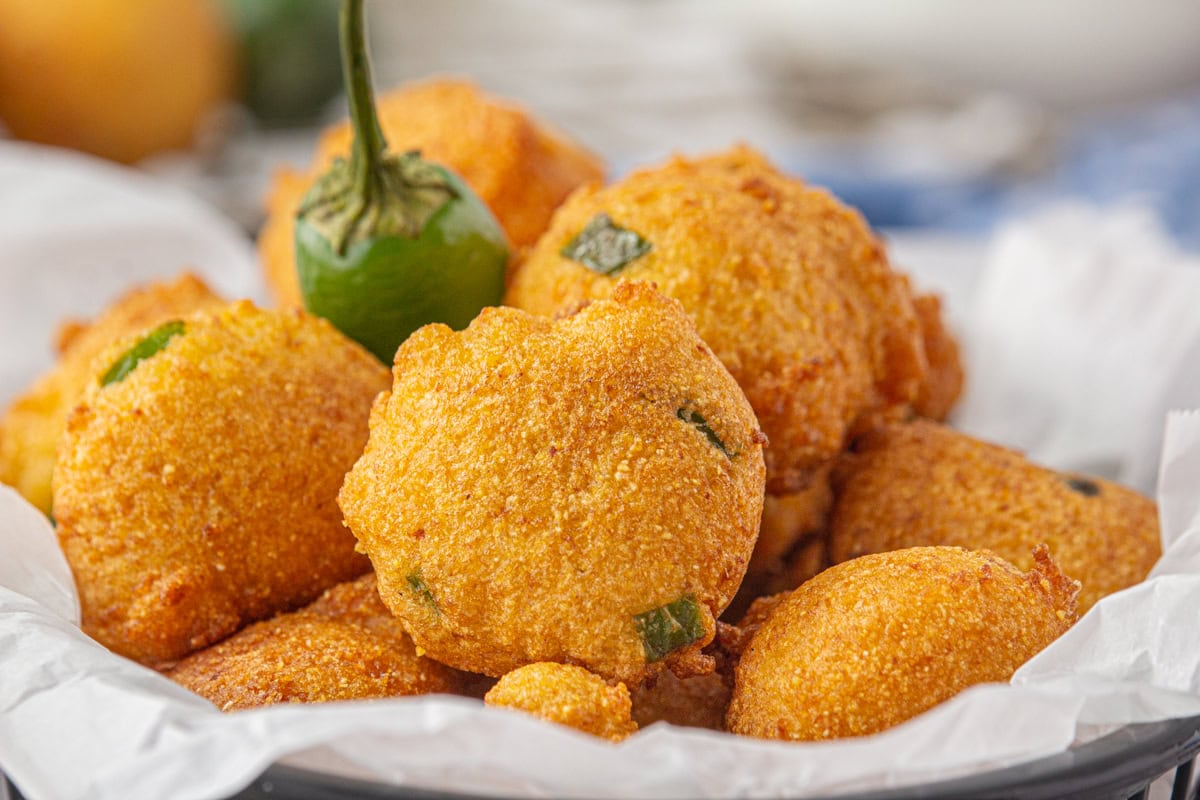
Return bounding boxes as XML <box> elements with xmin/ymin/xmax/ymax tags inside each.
<box><xmin>341</xmin><ymin>0</ymin><xmax>386</xmax><ymax>196</ymax></box>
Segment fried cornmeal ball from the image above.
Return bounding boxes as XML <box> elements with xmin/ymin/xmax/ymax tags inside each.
<box><xmin>912</xmin><ymin>293</ymin><xmax>965</xmax><ymax>421</ymax></box>
<box><xmin>630</xmin><ymin>668</ymin><xmax>731</xmax><ymax>732</ymax></box>
<box><xmin>727</xmin><ymin>546</ymin><xmax>1079</xmax><ymax>741</ymax></box>
<box><xmin>339</xmin><ymin>281</ymin><xmax>766</xmax><ymax>686</ymax></box>
<box><xmin>166</xmin><ymin>574</ymin><xmax>465</xmax><ymax>710</ymax></box>
<box><xmin>505</xmin><ymin>145</ymin><xmax>926</xmax><ymax>494</ymax></box>
<box><xmin>259</xmin><ymin>77</ymin><xmax>605</xmax><ymax>306</ymax></box>
<box><xmin>828</xmin><ymin>420</ymin><xmax>1161</xmax><ymax>613</ymax></box>
<box><xmin>53</xmin><ymin>301</ymin><xmax>389</xmax><ymax>665</ymax></box>
<box><xmin>0</xmin><ymin>273</ymin><xmax>224</xmax><ymax>513</ymax></box>
<box><xmin>485</xmin><ymin>663</ymin><xmax>637</xmax><ymax>742</ymax></box>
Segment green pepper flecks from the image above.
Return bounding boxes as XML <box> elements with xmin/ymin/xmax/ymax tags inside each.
<box><xmin>407</xmin><ymin>572</ymin><xmax>438</xmax><ymax>611</ymax></box>
<box><xmin>635</xmin><ymin>595</ymin><xmax>705</xmax><ymax>662</ymax></box>
<box><xmin>560</xmin><ymin>212</ymin><xmax>652</xmax><ymax>275</ymax></box>
<box><xmin>1064</xmin><ymin>475</ymin><xmax>1102</xmax><ymax>497</ymax></box>
<box><xmin>100</xmin><ymin>320</ymin><xmax>185</xmax><ymax>387</ymax></box>
<box><xmin>676</xmin><ymin>406</ymin><xmax>734</xmax><ymax>458</ymax></box>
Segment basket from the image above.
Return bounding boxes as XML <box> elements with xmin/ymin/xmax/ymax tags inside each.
<box><xmin>240</xmin><ymin>714</ymin><xmax>1200</xmax><ymax>800</ymax></box>
<box><xmin>10</xmin><ymin>714</ymin><xmax>1193</xmax><ymax>800</ymax></box>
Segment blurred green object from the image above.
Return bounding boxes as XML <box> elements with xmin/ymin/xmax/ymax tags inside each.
<box><xmin>221</xmin><ymin>0</ymin><xmax>342</xmax><ymax>128</ymax></box>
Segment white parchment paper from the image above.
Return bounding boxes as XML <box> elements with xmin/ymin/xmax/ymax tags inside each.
<box><xmin>950</xmin><ymin>204</ymin><xmax>1200</xmax><ymax>493</ymax></box>
<box><xmin>2</xmin><ymin>154</ymin><xmax>1200</xmax><ymax>799</ymax></box>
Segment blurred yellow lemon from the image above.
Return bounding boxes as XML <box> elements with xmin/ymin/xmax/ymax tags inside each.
<box><xmin>0</xmin><ymin>0</ymin><xmax>236</xmax><ymax>164</ymax></box>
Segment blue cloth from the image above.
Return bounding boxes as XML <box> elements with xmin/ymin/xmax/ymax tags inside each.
<box><xmin>788</xmin><ymin>92</ymin><xmax>1200</xmax><ymax>251</ymax></box>
<box><xmin>1050</xmin><ymin>94</ymin><xmax>1200</xmax><ymax>249</ymax></box>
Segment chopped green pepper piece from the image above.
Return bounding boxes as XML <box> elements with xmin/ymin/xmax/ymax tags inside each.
<box><xmin>560</xmin><ymin>213</ymin><xmax>652</xmax><ymax>275</ymax></box>
<box><xmin>100</xmin><ymin>320</ymin><xmax>185</xmax><ymax>387</ymax></box>
<box><xmin>635</xmin><ymin>595</ymin><xmax>705</xmax><ymax>662</ymax></box>
<box><xmin>407</xmin><ymin>572</ymin><xmax>438</xmax><ymax>610</ymax></box>
<box><xmin>1064</xmin><ymin>475</ymin><xmax>1101</xmax><ymax>497</ymax></box>
<box><xmin>676</xmin><ymin>406</ymin><xmax>733</xmax><ymax>458</ymax></box>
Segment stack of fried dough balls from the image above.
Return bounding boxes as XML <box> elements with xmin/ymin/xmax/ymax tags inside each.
<box><xmin>719</xmin><ymin>417</ymin><xmax>1160</xmax><ymax>740</ymax></box>
<box><xmin>52</xmin><ymin>300</ymin><xmax>389</xmax><ymax>665</ymax></box>
<box><xmin>504</xmin><ymin>143</ymin><xmax>970</xmax><ymax>624</ymax></box>
<box><xmin>339</xmin><ymin>282</ymin><xmax>766</xmax><ymax>686</ymax></box>
<box><xmin>505</xmin><ymin>145</ymin><xmax>928</xmax><ymax>495</ymax></box>
<box><xmin>736</xmin><ymin>289</ymin><xmax>965</xmax><ymax>612</ymax></box>
<box><xmin>8</xmin><ymin>73</ymin><xmax>1163</xmax><ymax>748</ymax></box>
<box><xmin>258</xmin><ymin>77</ymin><xmax>605</xmax><ymax>306</ymax></box>
<box><xmin>728</xmin><ymin>289</ymin><xmax>966</xmax><ymax>617</ymax></box>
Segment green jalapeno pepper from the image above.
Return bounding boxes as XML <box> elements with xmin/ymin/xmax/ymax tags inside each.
<box><xmin>294</xmin><ymin>0</ymin><xmax>508</xmax><ymax>364</ymax></box>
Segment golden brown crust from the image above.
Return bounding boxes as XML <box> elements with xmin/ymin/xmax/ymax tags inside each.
<box><xmin>726</xmin><ymin>546</ymin><xmax>1078</xmax><ymax>740</ymax></box>
<box><xmin>258</xmin><ymin>77</ymin><xmax>605</xmax><ymax>306</ymax></box>
<box><xmin>53</xmin><ymin>301</ymin><xmax>389</xmax><ymax>665</ymax></box>
<box><xmin>485</xmin><ymin>663</ymin><xmax>637</xmax><ymax>742</ymax></box>
<box><xmin>53</xmin><ymin>319</ymin><xmax>89</xmax><ymax>355</ymax></box>
<box><xmin>303</xmin><ymin>572</ymin><xmax>409</xmax><ymax>632</ymax></box>
<box><xmin>506</xmin><ymin>145</ymin><xmax>926</xmax><ymax>493</ymax></box>
<box><xmin>828</xmin><ymin>419</ymin><xmax>1161</xmax><ymax>612</ymax></box>
<box><xmin>0</xmin><ymin>273</ymin><xmax>224</xmax><ymax>513</ymax></box>
<box><xmin>167</xmin><ymin>574</ymin><xmax>464</xmax><ymax>710</ymax></box>
<box><xmin>912</xmin><ymin>293</ymin><xmax>965</xmax><ymax>421</ymax></box>
<box><xmin>339</xmin><ymin>281</ymin><xmax>765</xmax><ymax>685</ymax></box>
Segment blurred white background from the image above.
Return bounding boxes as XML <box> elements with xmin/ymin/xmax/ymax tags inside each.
<box><xmin>367</xmin><ymin>0</ymin><xmax>1200</xmax><ymax>166</ymax></box>
<box><xmin>4</xmin><ymin>0</ymin><xmax>1199</xmax><ymax>242</ymax></box>
<box><xmin>225</xmin><ymin>0</ymin><xmax>1200</xmax><ymax>245</ymax></box>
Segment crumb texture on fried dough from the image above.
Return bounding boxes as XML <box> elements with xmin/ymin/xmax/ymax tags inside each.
<box><xmin>54</xmin><ymin>301</ymin><xmax>388</xmax><ymax>665</ymax></box>
<box><xmin>507</xmin><ymin>145</ymin><xmax>926</xmax><ymax>493</ymax></box>
<box><xmin>167</xmin><ymin>574</ymin><xmax>466</xmax><ymax>710</ymax></box>
<box><xmin>829</xmin><ymin>419</ymin><xmax>1160</xmax><ymax>612</ymax></box>
<box><xmin>727</xmin><ymin>545</ymin><xmax>1078</xmax><ymax>740</ymax></box>
<box><xmin>0</xmin><ymin>273</ymin><xmax>223</xmax><ymax>513</ymax></box>
<box><xmin>340</xmin><ymin>281</ymin><xmax>765</xmax><ymax>686</ymax></box>
<box><xmin>485</xmin><ymin>662</ymin><xmax>637</xmax><ymax>741</ymax></box>
<box><xmin>911</xmin><ymin>292</ymin><xmax>964</xmax><ymax>421</ymax></box>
